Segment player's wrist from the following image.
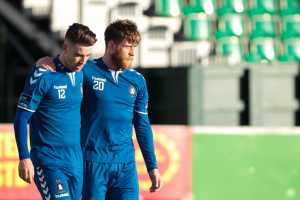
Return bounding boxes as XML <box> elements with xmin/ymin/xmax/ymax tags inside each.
<box><xmin>18</xmin><ymin>151</ymin><xmax>30</xmax><ymax>160</ymax></box>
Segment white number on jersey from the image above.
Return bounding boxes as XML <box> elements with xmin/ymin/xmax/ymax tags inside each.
<box><xmin>93</xmin><ymin>80</ymin><xmax>105</xmax><ymax>91</ymax></box>
<box><xmin>58</xmin><ymin>89</ymin><xmax>66</xmax><ymax>99</ymax></box>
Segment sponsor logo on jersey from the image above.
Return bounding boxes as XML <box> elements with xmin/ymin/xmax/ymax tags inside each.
<box><xmin>92</xmin><ymin>76</ymin><xmax>106</xmax><ymax>82</ymax></box>
<box><xmin>53</xmin><ymin>85</ymin><xmax>67</xmax><ymax>89</ymax></box>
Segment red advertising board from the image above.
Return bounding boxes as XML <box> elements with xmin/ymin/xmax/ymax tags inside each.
<box><xmin>0</xmin><ymin>124</ymin><xmax>40</xmax><ymax>199</ymax></box>
<box><xmin>137</xmin><ymin>125</ymin><xmax>192</xmax><ymax>200</ymax></box>
<box><xmin>0</xmin><ymin>124</ymin><xmax>191</xmax><ymax>199</ymax></box>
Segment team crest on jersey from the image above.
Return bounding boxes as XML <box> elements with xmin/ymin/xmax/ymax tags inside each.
<box><xmin>129</xmin><ymin>85</ymin><xmax>137</xmax><ymax>97</ymax></box>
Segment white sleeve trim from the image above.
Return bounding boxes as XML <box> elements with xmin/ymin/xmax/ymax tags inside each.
<box><xmin>17</xmin><ymin>105</ymin><xmax>36</xmax><ymax>113</ymax></box>
<box><xmin>135</xmin><ymin>110</ymin><xmax>148</xmax><ymax>115</ymax></box>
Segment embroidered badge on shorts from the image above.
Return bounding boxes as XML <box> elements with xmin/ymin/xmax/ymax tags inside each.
<box><xmin>55</xmin><ymin>180</ymin><xmax>70</xmax><ymax>198</ymax></box>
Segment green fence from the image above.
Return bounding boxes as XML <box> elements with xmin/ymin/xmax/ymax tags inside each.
<box><xmin>193</xmin><ymin>127</ymin><xmax>300</xmax><ymax>200</ymax></box>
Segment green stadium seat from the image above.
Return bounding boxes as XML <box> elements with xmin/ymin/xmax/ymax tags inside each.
<box><xmin>154</xmin><ymin>0</ymin><xmax>181</xmax><ymax>17</ymax></box>
<box><xmin>250</xmin><ymin>14</ymin><xmax>278</xmax><ymax>38</ymax></box>
<box><xmin>281</xmin><ymin>14</ymin><xmax>300</xmax><ymax>39</ymax></box>
<box><xmin>279</xmin><ymin>0</ymin><xmax>300</xmax><ymax>15</ymax></box>
<box><xmin>248</xmin><ymin>0</ymin><xmax>278</xmax><ymax>15</ymax></box>
<box><xmin>183</xmin><ymin>13</ymin><xmax>214</xmax><ymax>40</ymax></box>
<box><xmin>280</xmin><ymin>38</ymin><xmax>300</xmax><ymax>62</ymax></box>
<box><xmin>246</xmin><ymin>37</ymin><xmax>279</xmax><ymax>63</ymax></box>
<box><xmin>216</xmin><ymin>36</ymin><xmax>245</xmax><ymax>64</ymax></box>
<box><xmin>179</xmin><ymin>0</ymin><xmax>216</xmax><ymax>15</ymax></box>
<box><xmin>217</xmin><ymin>0</ymin><xmax>247</xmax><ymax>16</ymax></box>
<box><xmin>216</xmin><ymin>14</ymin><xmax>248</xmax><ymax>37</ymax></box>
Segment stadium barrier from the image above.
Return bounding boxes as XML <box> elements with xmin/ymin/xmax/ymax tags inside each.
<box><xmin>2</xmin><ymin>124</ymin><xmax>300</xmax><ymax>200</ymax></box>
<box><xmin>0</xmin><ymin>124</ymin><xmax>40</xmax><ymax>199</ymax></box>
<box><xmin>0</xmin><ymin>124</ymin><xmax>192</xmax><ymax>200</ymax></box>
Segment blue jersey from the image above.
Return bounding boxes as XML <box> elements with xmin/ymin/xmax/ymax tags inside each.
<box><xmin>81</xmin><ymin>59</ymin><xmax>157</xmax><ymax>171</ymax></box>
<box><xmin>17</xmin><ymin>58</ymin><xmax>83</xmax><ymax>167</ymax></box>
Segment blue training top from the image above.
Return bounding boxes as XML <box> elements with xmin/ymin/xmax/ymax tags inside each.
<box><xmin>16</xmin><ymin>57</ymin><xmax>83</xmax><ymax>167</ymax></box>
<box><xmin>81</xmin><ymin>58</ymin><xmax>157</xmax><ymax>171</ymax></box>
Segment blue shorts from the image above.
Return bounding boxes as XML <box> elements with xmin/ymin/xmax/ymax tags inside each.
<box><xmin>82</xmin><ymin>161</ymin><xmax>139</xmax><ymax>200</ymax></box>
<box><xmin>34</xmin><ymin>164</ymin><xmax>83</xmax><ymax>200</ymax></box>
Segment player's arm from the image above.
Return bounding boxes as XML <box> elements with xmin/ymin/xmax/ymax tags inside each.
<box><xmin>14</xmin><ymin>68</ymin><xmax>49</xmax><ymax>183</ymax></box>
<box><xmin>36</xmin><ymin>56</ymin><xmax>56</xmax><ymax>71</ymax></box>
<box><xmin>133</xmin><ymin>78</ymin><xmax>161</xmax><ymax>192</ymax></box>
<box><xmin>14</xmin><ymin>108</ymin><xmax>34</xmax><ymax>183</ymax></box>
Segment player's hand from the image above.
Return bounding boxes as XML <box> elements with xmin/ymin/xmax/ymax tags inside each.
<box><xmin>36</xmin><ymin>56</ymin><xmax>56</xmax><ymax>72</ymax></box>
<box><xmin>149</xmin><ymin>168</ymin><xmax>161</xmax><ymax>192</ymax></box>
<box><xmin>18</xmin><ymin>158</ymin><xmax>35</xmax><ymax>184</ymax></box>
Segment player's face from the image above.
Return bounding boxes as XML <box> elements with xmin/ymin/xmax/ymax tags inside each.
<box><xmin>111</xmin><ymin>40</ymin><xmax>136</xmax><ymax>69</ymax></box>
<box><xmin>65</xmin><ymin>43</ymin><xmax>91</xmax><ymax>71</ymax></box>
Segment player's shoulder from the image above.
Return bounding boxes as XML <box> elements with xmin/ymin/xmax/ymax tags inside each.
<box><xmin>124</xmin><ymin>68</ymin><xmax>146</xmax><ymax>84</ymax></box>
<box><xmin>28</xmin><ymin>67</ymin><xmax>52</xmax><ymax>84</ymax></box>
<box><xmin>30</xmin><ymin>66</ymin><xmax>51</xmax><ymax>74</ymax></box>
<box><xmin>82</xmin><ymin>59</ymin><xmax>98</xmax><ymax>73</ymax></box>
<box><xmin>85</xmin><ymin>59</ymin><xmax>97</xmax><ymax>67</ymax></box>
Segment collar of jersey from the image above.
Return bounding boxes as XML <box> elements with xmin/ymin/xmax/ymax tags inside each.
<box><xmin>96</xmin><ymin>58</ymin><xmax>127</xmax><ymax>73</ymax></box>
<box><xmin>53</xmin><ymin>55</ymin><xmax>72</xmax><ymax>73</ymax></box>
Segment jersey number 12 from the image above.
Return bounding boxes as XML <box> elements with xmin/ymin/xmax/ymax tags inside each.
<box><xmin>58</xmin><ymin>89</ymin><xmax>66</xmax><ymax>99</ymax></box>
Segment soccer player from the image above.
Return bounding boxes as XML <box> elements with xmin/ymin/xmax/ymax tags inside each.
<box><xmin>14</xmin><ymin>23</ymin><xmax>97</xmax><ymax>200</ymax></box>
<box><xmin>81</xmin><ymin>19</ymin><xmax>161</xmax><ymax>200</ymax></box>
<box><xmin>37</xmin><ymin>19</ymin><xmax>161</xmax><ymax>200</ymax></box>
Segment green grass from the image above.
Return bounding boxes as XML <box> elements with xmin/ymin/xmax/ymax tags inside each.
<box><xmin>193</xmin><ymin>133</ymin><xmax>300</xmax><ymax>200</ymax></box>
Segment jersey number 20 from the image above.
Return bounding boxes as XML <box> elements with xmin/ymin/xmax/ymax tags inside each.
<box><xmin>93</xmin><ymin>80</ymin><xmax>104</xmax><ymax>91</ymax></box>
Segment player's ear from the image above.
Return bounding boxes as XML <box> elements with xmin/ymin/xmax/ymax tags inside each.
<box><xmin>63</xmin><ymin>42</ymin><xmax>68</xmax><ymax>51</ymax></box>
<box><xmin>107</xmin><ymin>40</ymin><xmax>116</xmax><ymax>51</ymax></box>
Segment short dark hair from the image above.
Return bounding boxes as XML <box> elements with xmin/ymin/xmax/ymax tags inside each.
<box><xmin>65</xmin><ymin>23</ymin><xmax>97</xmax><ymax>46</ymax></box>
<box><xmin>104</xmin><ymin>19</ymin><xmax>141</xmax><ymax>46</ymax></box>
